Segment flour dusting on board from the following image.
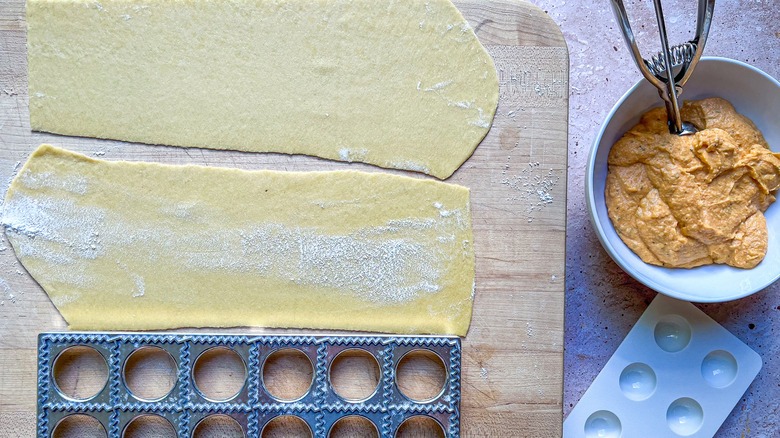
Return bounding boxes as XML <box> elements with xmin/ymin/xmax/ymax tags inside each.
<box><xmin>501</xmin><ymin>156</ymin><xmax>560</xmax><ymax>222</ymax></box>
<box><xmin>2</xmin><ymin>168</ymin><xmax>469</xmax><ymax>306</ymax></box>
<box><xmin>0</xmin><ymin>278</ymin><xmax>14</xmax><ymax>304</ymax></box>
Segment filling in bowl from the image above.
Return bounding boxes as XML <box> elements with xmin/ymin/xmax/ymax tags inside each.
<box><xmin>606</xmin><ymin>97</ymin><xmax>780</xmax><ymax>269</ymax></box>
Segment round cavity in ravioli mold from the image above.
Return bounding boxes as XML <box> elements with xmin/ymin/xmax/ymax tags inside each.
<box><xmin>261</xmin><ymin>415</ymin><xmax>312</xmax><ymax>438</ymax></box>
<box><xmin>701</xmin><ymin>350</ymin><xmax>738</xmax><ymax>388</ymax></box>
<box><xmin>51</xmin><ymin>414</ymin><xmax>107</xmax><ymax>438</ymax></box>
<box><xmin>52</xmin><ymin>345</ymin><xmax>109</xmax><ymax>401</ymax></box>
<box><xmin>328</xmin><ymin>415</ymin><xmax>379</xmax><ymax>438</ymax></box>
<box><xmin>667</xmin><ymin>397</ymin><xmax>704</xmax><ymax>436</ymax></box>
<box><xmin>261</xmin><ymin>348</ymin><xmax>314</xmax><ymax>401</ymax></box>
<box><xmin>654</xmin><ymin>314</ymin><xmax>692</xmax><ymax>352</ymax></box>
<box><xmin>394</xmin><ymin>415</ymin><xmax>445</xmax><ymax>438</ymax></box>
<box><xmin>584</xmin><ymin>410</ymin><xmax>621</xmax><ymax>438</ymax></box>
<box><xmin>192</xmin><ymin>347</ymin><xmax>247</xmax><ymax>401</ymax></box>
<box><xmin>122</xmin><ymin>414</ymin><xmax>176</xmax><ymax>438</ymax></box>
<box><xmin>192</xmin><ymin>414</ymin><xmax>244</xmax><ymax>438</ymax></box>
<box><xmin>395</xmin><ymin>349</ymin><xmax>447</xmax><ymax>402</ymax></box>
<box><xmin>619</xmin><ymin>362</ymin><xmax>657</xmax><ymax>401</ymax></box>
<box><xmin>328</xmin><ymin>348</ymin><xmax>381</xmax><ymax>402</ymax></box>
<box><xmin>122</xmin><ymin>346</ymin><xmax>178</xmax><ymax>401</ymax></box>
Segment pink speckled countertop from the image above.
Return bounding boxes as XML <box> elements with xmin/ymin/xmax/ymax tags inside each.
<box><xmin>527</xmin><ymin>0</ymin><xmax>779</xmax><ymax>436</ymax></box>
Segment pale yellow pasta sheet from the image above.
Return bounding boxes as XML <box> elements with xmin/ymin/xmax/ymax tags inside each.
<box><xmin>27</xmin><ymin>0</ymin><xmax>498</xmax><ymax>179</ymax></box>
<box><xmin>3</xmin><ymin>145</ymin><xmax>475</xmax><ymax>335</ymax></box>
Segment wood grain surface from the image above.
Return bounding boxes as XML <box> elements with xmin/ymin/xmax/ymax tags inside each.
<box><xmin>0</xmin><ymin>0</ymin><xmax>568</xmax><ymax>436</ymax></box>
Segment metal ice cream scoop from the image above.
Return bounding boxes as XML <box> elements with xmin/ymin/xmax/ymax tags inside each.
<box><xmin>611</xmin><ymin>0</ymin><xmax>715</xmax><ymax>135</ymax></box>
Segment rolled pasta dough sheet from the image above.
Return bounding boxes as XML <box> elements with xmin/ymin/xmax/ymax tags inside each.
<box><xmin>26</xmin><ymin>0</ymin><xmax>499</xmax><ymax>179</ymax></box>
<box><xmin>2</xmin><ymin>145</ymin><xmax>475</xmax><ymax>335</ymax></box>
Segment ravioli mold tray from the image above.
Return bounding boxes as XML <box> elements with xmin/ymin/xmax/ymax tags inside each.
<box><xmin>563</xmin><ymin>294</ymin><xmax>762</xmax><ymax>438</ymax></box>
<box><xmin>37</xmin><ymin>332</ymin><xmax>461</xmax><ymax>437</ymax></box>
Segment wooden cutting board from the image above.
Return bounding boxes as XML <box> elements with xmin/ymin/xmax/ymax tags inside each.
<box><xmin>0</xmin><ymin>0</ymin><xmax>568</xmax><ymax>436</ymax></box>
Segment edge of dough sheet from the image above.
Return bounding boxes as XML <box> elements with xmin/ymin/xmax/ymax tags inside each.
<box><xmin>2</xmin><ymin>145</ymin><xmax>476</xmax><ymax>336</ymax></box>
<box><xmin>26</xmin><ymin>0</ymin><xmax>499</xmax><ymax>180</ymax></box>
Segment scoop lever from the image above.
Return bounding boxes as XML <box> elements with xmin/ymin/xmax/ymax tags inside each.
<box><xmin>611</xmin><ymin>0</ymin><xmax>715</xmax><ymax>135</ymax></box>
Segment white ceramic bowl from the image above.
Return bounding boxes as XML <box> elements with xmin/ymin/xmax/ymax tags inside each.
<box><xmin>586</xmin><ymin>57</ymin><xmax>780</xmax><ymax>302</ymax></box>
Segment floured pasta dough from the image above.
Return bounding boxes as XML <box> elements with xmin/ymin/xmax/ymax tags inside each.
<box><xmin>26</xmin><ymin>0</ymin><xmax>498</xmax><ymax>179</ymax></box>
<box><xmin>3</xmin><ymin>145</ymin><xmax>475</xmax><ymax>335</ymax></box>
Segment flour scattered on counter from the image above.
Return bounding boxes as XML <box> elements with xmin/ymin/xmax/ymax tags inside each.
<box><xmin>4</xmin><ymin>161</ymin><xmax>21</xmax><ymax>194</ymax></box>
<box><xmin>501</xmin><ymin>156</ymin><xmax>560</xmax><ymax>222</ymax></box>
<box><xmin>0</xmin><ymin>278</ymin><xmax>14</xmax><ymax>304</ymax></box>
